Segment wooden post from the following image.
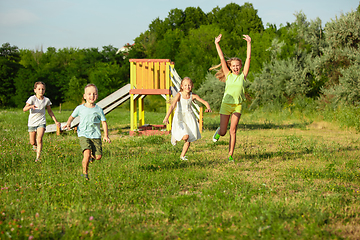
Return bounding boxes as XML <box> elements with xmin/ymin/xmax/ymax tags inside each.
<box><xmin>199</xmin><ymin>106</ymin><xmax>203</xmax><ymax>133</ymax></box>
<box><xmin>139</xmin><ymin>96</ymin><xmax>145</xmax><ymax>126</ymax></box>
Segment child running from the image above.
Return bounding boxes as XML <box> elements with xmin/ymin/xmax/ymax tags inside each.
<box><xmin>163</xmin><ymin>77</ymin><xmax>211</xmax><ymax>160</ymax></box>
<box><xmin>64</xmin><ymin>84</ymin><xmax>111</xmax><ymax>180</ymax></box>
<box><xmin>23</xmin><ymin>81</ymin><xmax>61</xmax><ymax>162</ymax></box>
<box><xmin>210</xmin><ymin>34</ymin><xmax>251</xmax><ymax>162</ymax></box>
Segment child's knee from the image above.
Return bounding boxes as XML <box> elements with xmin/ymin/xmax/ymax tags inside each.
<box><xmin>182</xmin><ymin>135</ymin><xmax>189</xmax><ymax>141</ymax></box>
<box><xmin>219</xmin><ymin>129</ymin><xmax>227</xmax><ymax>136</ymax></box>
<box><xmin>96</xmin><ymin>155</ymin><xmax>102</xmax><ymax>160</ymax></box>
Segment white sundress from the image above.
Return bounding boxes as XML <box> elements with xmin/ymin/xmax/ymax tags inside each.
<box><xmin>171</xmin><ymin>92</ymin><xmax>201</xmax><ymax>146</ymax></box>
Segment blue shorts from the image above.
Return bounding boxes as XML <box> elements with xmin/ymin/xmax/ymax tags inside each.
<box><xmin>28</xmin><ymin>124</ymin><xmax>46</xmax><ymax>132</ymax></box>
<box><xmin>219</xmin><ymin>103</ymin><xmax>243</xmax><ymax>115</ymax></box>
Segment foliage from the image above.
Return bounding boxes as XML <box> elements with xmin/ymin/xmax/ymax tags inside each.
<box><xmin>0</xmin><ymin>43</ymin><xmax>21</xmax><ymax>107</ymax></box>
<box><xmin>249</xmin><ymin>12</ymin><xmax>327</xmax><ymax>109</ymax></box>
<box><xmin>196</xmin><ymin>72</ymin><xmax>225</xmax><ymax>111</ymax></box>
<box><xmin>1</xmin><ymin>2</ymin><xmax>360</xmax><ymax>111</ymax></box>
<box><xmin>320</xmin><ymin>10</ymin><xmax>360</xmax><ymax>106</ymax></box>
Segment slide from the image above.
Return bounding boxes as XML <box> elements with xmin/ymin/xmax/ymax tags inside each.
<box><xmin>45</xmin><ymin>84</ymin><xmax>132</xmax><ymax>133</ymax></box>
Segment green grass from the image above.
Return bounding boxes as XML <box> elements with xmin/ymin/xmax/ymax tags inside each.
<box><xmin>0</xmin><ymin>107</ymin><xmax>360</xmax><ymax>239</ymax></box>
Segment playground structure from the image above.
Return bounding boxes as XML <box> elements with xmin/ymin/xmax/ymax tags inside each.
<box><xmin>129</xmin><ymin>59</ymin><xmax>202</xmax><ymax>136</ymax></box>
<box><xmin>45</xmin><ymin>59</ymin><xmax>203</xmax><ymax>136</ymax></box>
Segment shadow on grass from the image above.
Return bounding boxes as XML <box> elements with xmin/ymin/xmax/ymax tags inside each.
<box><xmin>138</xmin><ymin>157</ymin><xmax>220</xmax><ymax>172</ymax></box>
<box><xmin>205</xmin><ymin>121</ymin><xmax>312</xmax><ymax>131</ymax></box>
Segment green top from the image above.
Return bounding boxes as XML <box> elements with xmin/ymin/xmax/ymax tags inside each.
<box><xmin>222</xmin><ymin>72</ymin><xmax>246</xmax><ymax>104</ymax></box>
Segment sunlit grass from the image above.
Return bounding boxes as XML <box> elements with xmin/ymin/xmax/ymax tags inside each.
<box><xmin>0</xmin><ymin>108</ymin><xmax>359</xmax><ymax>239</ymax></box>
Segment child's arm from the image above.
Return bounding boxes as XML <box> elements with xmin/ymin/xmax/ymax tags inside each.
<box><xmin>63</xmin><ymin>115</ymin><xmax>75</xmax><ymax>130</ymax></box>
<box><xmin>163</xmin><ymin>93</ymin><xmax>181</xmax><ymax>124</ymax></box>
<box><xmin>23</xmin><ymin>103</ymin><xmax>36</xmax><ymax>112</ymax></box>
<box><xmin>192</xmin><ymin>94</ymin><xmax>212</xmax><ymax>113</ymax></box>
<box><xmin>46</xmin><ymin>105</ymin><xmax>61</xmax><ymax>128</ymax></box>
<box><xmin>215</xmin><ymin>34</ymin><xmax>230</xmax><ymax>77</ymax></box>
<box><xmin>242</xmin><ymin>35</ymin><xmax>252</xmax><ymax>78</ymax></box>
<box><xmin>101</xmin><ymin>121</ymin><xmax>111</xmax><ymax>143</ymax></box>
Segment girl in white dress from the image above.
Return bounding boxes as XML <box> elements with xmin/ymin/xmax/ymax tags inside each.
<box><xmin>163</xmin><ymin>77</ymin><xmax>212</xmax><ymax>160</ymax></box>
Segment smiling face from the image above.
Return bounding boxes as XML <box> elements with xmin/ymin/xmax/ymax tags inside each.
<box><xmin>34</xmin><ymin>83</ymin><xmax>46</xmax><ymax>99</ymax></box>
<box><xmin>180</xmin><ymin>78</ymin><xmax>193</xmax><ymax>93</ymax></box>
<box><xmin>230</xmin><ymin>59</ymin><xmax>242</xmax><ymax>75</ymax></box>
<box><xmin>83</xmin><ymin>86</ymin><xmax>98</xmax><ymax>105</ymax></box>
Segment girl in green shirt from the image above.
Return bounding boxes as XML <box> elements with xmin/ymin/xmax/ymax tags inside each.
<box><xmin>210</xmin><ymin>34</ymin><xmax>252</xmax><ymax>162</ymax></box>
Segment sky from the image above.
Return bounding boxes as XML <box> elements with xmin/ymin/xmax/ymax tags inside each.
<box><xmin>0</xmin><ymin>0</ymin><xmax>358</xmax><ymax>51</ymax></box>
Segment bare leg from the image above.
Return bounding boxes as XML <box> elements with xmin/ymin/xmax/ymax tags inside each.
<box><xmin>219</xmin><ymin>114</ymin><xmax>230</xmax><ymax>136</ymax></box>
<box><xmin>180</xmin><ymin>135</ymin><xmax>190</xmax><ymax>158</ymax></box>
<box><xmin>36</xmin><ymin>127</ymin><xmax>45</xmax><ymax>160</ymax></box>
<box><xmin>29</xmin><ymin>131</ymin><xmax>36</xmax><ymax>148</ymax></box>
<box><xmin>82</xmin><ymin>149</ymin><xmax>91</xmax><ymax>175</ymax></box>
<box><xmin>228</xmin><ymin>113</ymin><xmax>241</xmax><ymax>157</ymax></box>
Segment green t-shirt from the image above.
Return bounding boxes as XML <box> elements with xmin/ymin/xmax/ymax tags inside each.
<box><xmin>222</xmin><ymin>72</ymin><xmax>246</xmax><ymax>104</ymax></box>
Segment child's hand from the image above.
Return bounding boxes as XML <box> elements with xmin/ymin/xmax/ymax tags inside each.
<box><xmin>103</xmin><ymin>136</ymin><xmax>111</xmax><ymax>143</ymax></box>
<box><xmin>30</xmin><ymin>105</ymin><xmax>37</xmax><ymax>109</ymax></box>
<box><xmin>163</xmin><ymin>118</ymin><xmax>169</xmax><ymax>124</ymax></box>
<box><xmin>55</xmin><ymin>121</ymin><xmax>61</xmax><ymax>128</ymax></box>
<box><xmin>63</xmin><ymin>123</ymin><xmax>70</xmax><ymax>130</ymax></box>
<box><xmin>215</xmin><ymin>34</ymin><xmax>222</xmax><ymax>44</ymax></box>
<box><xmin>243</xmin><ymin>35</ymin><xmax>251</xmax><ymax>43</ymax></box>
<box><xmin>205</xmin><ymin>108</ymin><xmax>212</xmax><ymax>113</ymax></box>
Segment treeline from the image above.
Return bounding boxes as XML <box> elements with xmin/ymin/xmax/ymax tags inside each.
<box><xmin>1</xmin><ymin>2</ymin><xmax>359</xmax><ymax>111</ymax></box>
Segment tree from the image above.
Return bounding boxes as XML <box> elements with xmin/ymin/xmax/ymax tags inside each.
<box><xmin>321</xmin><ymin>10</ymin><xmax>360</xmax><ymax>106</ymax></box>
<box><xmin>0</xmin><ymin>43</ymin><xmax>22</xmax><ymax>106</ymax></box>
<box><xmin>175</xmin><ymin>24</ymin><xmax>226</xmax><ymax>89</ymax></box>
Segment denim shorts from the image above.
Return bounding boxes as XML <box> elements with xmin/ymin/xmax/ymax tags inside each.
<box><xmin>28</xmin><ymin>124</ymin><xmax>46</xmax><ymax>132</ymax></box>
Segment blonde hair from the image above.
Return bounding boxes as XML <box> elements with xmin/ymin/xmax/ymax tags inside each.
<box><xmin>179</xmin><ymin>77</ymin><xmax>193</xmax><ymax>92</ymax></box>
<box><xmin>168</xmin><ymin>77</ymin><xmax>194</xmax><ymax>105</ymax></box>
<box><xmin>34</xmin><ymin>81</ymin><xmax>45</xmax><ymax>89</ymax></box>
<box><xmin>84</xmin><ymin>83</ymin><xmax>98</xmax><ymax>93</ymax></box>
<box><xmin>209</xmin><ymin>57</ymin><xmax>242</xmax><ymax>82</ymax></box>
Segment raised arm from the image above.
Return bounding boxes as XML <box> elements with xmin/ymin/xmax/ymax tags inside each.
<box><xmin>215</xmin><ymin>34</ymin><xmax>230</xmax><ymax>77</ymax></box>
<box><xmin>163</xmin><ymin>92</ymin><xmax>181</xmax><ymax>124</ymax></box>
<box><xmin>242</xmin><ymin>35</ymin><xmax>251</xmax><ymax>78</ymax></box>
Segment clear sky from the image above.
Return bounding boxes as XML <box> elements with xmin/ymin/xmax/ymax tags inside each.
<box><xmin>0</xmin><ymin>0</ymin><xmax>358</xmax><ymax>51</ymax></box>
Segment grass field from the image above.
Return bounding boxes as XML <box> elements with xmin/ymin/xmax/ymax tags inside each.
<box><xmin>0</xmin><ymin>107</ymin><xmax>359</xmax><ymax>239</ymax></box>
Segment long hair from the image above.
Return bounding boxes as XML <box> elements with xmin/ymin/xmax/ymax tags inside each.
<box><xmin>209</xmin><ymin>57</ymin><xmax>242</xmax><ymax>82</ymax></box>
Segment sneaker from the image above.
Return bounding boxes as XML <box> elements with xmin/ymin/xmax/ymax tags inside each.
<box><xmin>212</xmin><ymin>127</ymin><xmax>220</xmax><ymax>142</ymax></box>
<box><xmin>89</xmin><ymin>158</ymin><xmax>94</xmax><ymax>163</ymax></box>
<box><xmin>35</xmin><ymin>158</ymin><xmax>40</xmax><ymax>163</ymax></box>
<box><xmin>228</xmin><ymin>155</ymin><xmax>234</xmax><ymax>162</ymax></box>
<box><xmin>81</xmin><ymin>174</ymin><xmax>89</xmax><ymax>180</ymax></box>
<box><xmin>180</xmin><ymin>156</ymin><xmax>188</xmax><ymax>161</ymax></box>
<box><xmin>171</xmin><ymin>135</ymin><xmax>177</xmax><ymax>146</ymax></box>
<box><xmin>32</xmin><ymin>145</ymin><xmax>37</xmax><ymax>151</ymax></box>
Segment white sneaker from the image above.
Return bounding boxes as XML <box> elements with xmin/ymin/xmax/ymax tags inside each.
<box><xmin>180</xmin><ymin>156</ymin><xmax>188</xmax><ymax>161</ymax></box>
<box><xmin>212</xmin><ymin>127</ymin><xmax>220</xmax><ymax>142</ymax></box>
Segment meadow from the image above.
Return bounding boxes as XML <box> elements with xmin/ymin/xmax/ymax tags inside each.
<box><xmin>0</xmin><ymin>106</ymin><xmax>359</xmax><ymax>239</ymax></box>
